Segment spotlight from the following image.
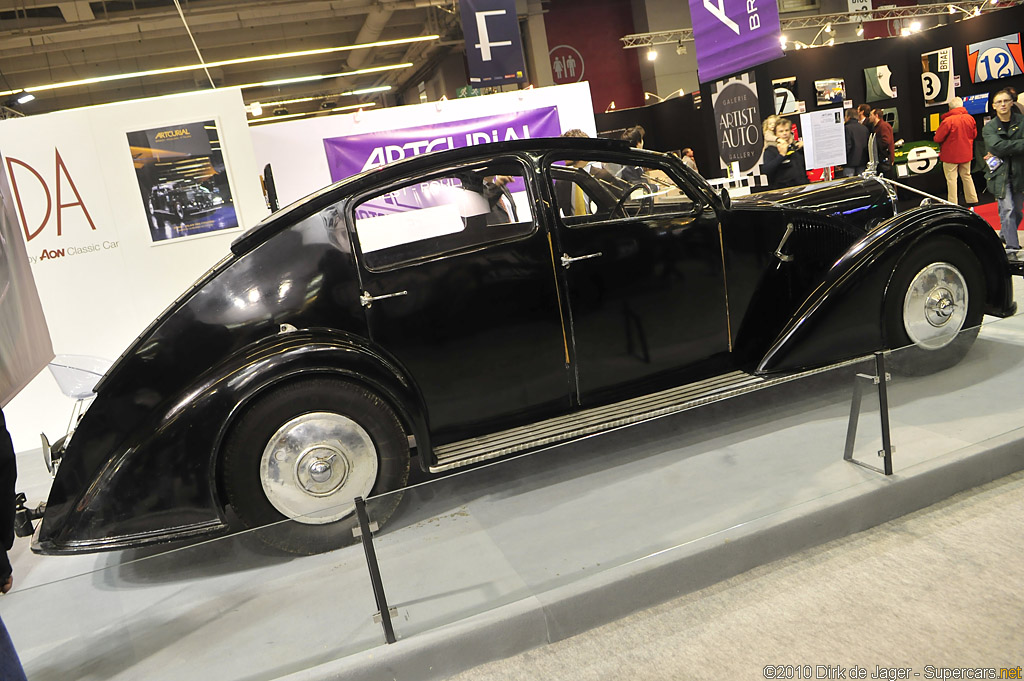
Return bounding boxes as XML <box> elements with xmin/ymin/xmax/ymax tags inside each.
<box><xmin>675</xmin><ymin>42</ymin><xmax>687</xmax><ymax>55</ymax></box>
<box><xmin>273</xmin><ymin>107</ymin><xmax>289</xmax><ymax>116</ymax></box>
<box><xmin>249</xmin><ymin>101</ymin><xmax>263</xmax><ymax>116</ymax></box>
<box><xmin>15</xmin><ymin>92</ymin><xmax>34</xmax><ymax>104</ymax></box>
<box><xmin>780</xmin><ymin>34</ymin><xmax>788</xmax><ymax>48</ymax></box>
<box><xmin>824</xmin><ymin>22</ymin><xmax>832</xmax><ymax>33</ymax></box>
<box><xmin>646</xmin><ymin>48</ymin><xmax>657</xmax><ymax>61</ymax></box>
<box><xmin>320</xmin><ymin>101</ymin><xmax>336</xmax><ymax>109</ymax></box>
<box><xmin>856</xmin><ymin>24</ymin><xmax>864</xmax><ymax>36</ymax></box>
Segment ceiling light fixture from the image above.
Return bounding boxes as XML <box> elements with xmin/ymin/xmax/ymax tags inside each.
<box><xmin>0</xmin><ymin>35</ymin><xmax>436</xmax><ymax>99</ymax></box>
<box><xmin>15</xmin><ymin>92</ymin><xmax>35</xmax><ymax>104</ymax></box>
<box><xmin>248</xmin><ymin>101</ymin><xmax>376</xmax><ymax>125</ymax></box>
<box><xmin>250</xmin><ymin>86</ymin><xmax>392</xmax><ymax>110</ymax></box>
<box><xmin>236</xmin><ymin>64</ymin><xmax>412</xmax><ymax>91</ymax></box>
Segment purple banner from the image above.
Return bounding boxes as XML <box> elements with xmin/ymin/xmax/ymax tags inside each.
<box><xmin>689</xmin><ymin>0</ymin><xmax>783</xmax><ymax>84</ymax></box>
<box><xmin>323</xmin><ymin>106</ymin><xmax>562</xmax><ymax>182</ymax></box>
<box><xmin>460</xmin><ymin>0</ymin><xmax>526</xmax><ymax>86</ymax></box>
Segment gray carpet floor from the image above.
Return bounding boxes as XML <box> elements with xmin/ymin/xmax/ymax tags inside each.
<box><xmin>448</xmin><ymin>469</ymin><xmax>1024</xmax><ymax>681</ymax></box>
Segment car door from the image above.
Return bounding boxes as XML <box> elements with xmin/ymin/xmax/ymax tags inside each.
<box><xmin>350</xmin><ymin>155</ymin><xmax>572</xmax><ymax>444</ymax></box>
<box><xmin>546</xmin><ymin>153</ymin><xmax>732</xmax><ymax>405</ymax></box>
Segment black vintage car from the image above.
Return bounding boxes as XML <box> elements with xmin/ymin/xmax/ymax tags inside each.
<box><xmin>32</xmin><ymin>137</ymin><xmax>1016</xmax><ymax>555</ymax></box>
<box><xmin>148</xmin><ymin>181</ymin><xmax>225</xmax><ymax>220</ymax></box>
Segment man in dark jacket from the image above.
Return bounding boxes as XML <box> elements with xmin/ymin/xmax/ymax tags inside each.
<box><xmin>983</xmin><ymin>88</ymin><xmax>1024</xmax><ymax>256</ymax></box>
<box><xmin>0</xmin><ymin>409</ymin><xmax>27</xmax><ymax>681</ymax></box>
<box><xmin>935</xmin><ymin>97</ymin><xmax>979</xmax><ymax>205</ymax></box>
<box><xmin>843</xmin><ymin>107</ymin><xmax>869</xmax><ymax>177</ymax></box>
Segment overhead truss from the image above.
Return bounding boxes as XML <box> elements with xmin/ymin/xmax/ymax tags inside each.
<box><xmin>620</xmin><ymin>0</ymin><xmax>1022</xmax><ymax>47</ymax></box>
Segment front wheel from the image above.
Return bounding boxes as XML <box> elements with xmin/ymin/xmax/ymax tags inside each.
<box><xmin>222</xmin><ymin>377</ymin><xmax>410</xmax><ymax>554</ymax></box>
<box><xmin>884</xmin><ymin>236</ymin><xmax>984</xmax><ymax>375</ymax></box>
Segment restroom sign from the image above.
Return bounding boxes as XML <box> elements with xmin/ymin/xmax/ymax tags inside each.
<box><xmin>549</xmin><ymin>44</ymin><xmax>584</xmax><ymax>84</ymax></box>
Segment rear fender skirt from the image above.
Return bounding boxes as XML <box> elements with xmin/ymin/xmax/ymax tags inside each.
<box><xmin>38</xmin><ymin>331</ymin><xmax>429</xmax><ymax>553</ymax></box>
<box><xmin>206</xmin><ymin>332</ymin><xmax>432</xmax><ymax>475</ymax></box>
<box><xmin>757</xmin><ymin>206</ymin><xmax>1013</xmax><ymax>374</ymax></box>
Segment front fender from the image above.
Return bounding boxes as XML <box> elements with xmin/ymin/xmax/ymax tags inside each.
<box><xmin>36</xmin><ymin>330</ymin><xmax>428</xmax><ymax>554</ymax></box>
<box><xmin>757</xmin><ymin>205</ymin><xmax>1013</xmax><ymax>374</ymax></box>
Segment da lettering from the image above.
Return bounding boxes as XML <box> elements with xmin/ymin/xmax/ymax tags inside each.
<box><xmin>5</xmin><ymin>148</ymin><xmax>98</xmax><ymax>241</ymax></box>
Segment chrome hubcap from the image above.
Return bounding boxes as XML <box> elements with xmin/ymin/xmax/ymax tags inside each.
<box><xmin>260</xmin><ymin>412</ymin><xmax>377</xmax><ymax>525</ymax></box>
<box><xmin>902</xmin><ymin>262</ymin><xmax>968</xmax><ymax>350</ymax></box>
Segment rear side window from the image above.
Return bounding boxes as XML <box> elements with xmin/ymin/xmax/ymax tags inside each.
<box><xmin>353</xmin><ymin>159</ymin><xmax>535</xmax><ymax>270</ymax></box>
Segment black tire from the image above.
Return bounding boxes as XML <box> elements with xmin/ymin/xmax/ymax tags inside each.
<box><xmin>222</xmin><ymin>377</ymin><xmax>409</xmax><ymax>554</ymax></box>
<box><xmin>884</xmin><ymin>236</ymin><xmax>984</xmax><ymax>376</ymax></box>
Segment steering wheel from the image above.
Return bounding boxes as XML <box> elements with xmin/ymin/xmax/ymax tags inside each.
<box><xmin>611</xmin><ymin>183</ymin><xmax>652</xmax><ymax>219</ymax></box>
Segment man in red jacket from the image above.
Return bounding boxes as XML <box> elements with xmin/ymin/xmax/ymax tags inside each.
<box><xmin>934</xmin><ymin>97</ymin><xmax>979</xmax><ymax>205</ymax></box>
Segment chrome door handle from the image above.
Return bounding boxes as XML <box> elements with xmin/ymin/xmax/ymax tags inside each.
<box><xmin>360</xmin><ymin>290</ymin><xmax>408</xmax><ymax>308</ymax></box>
<box><xmin>560</xmin><ymin>252</ymin><xmax>602</xmax><ymax>269</ymax></box>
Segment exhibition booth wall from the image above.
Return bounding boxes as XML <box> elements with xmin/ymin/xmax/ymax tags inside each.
<box><xmin>0</xmin><ymin>88</ymin><xmax>267</xmax><ymax>452</ymax></box>
<box><xmin>729</xmin><ymin>3</ymin><xmax>1024</xmax><ymax>190</ymax></box>
<box><xmin>5</xmin><ymin>312</ymin><xmax>1024</xmax><ymax>680</ymax></box>
<box><xmin>249</xmin><ymin>82</ymin><xmax>598</xmax><ymax>206</ymax></box>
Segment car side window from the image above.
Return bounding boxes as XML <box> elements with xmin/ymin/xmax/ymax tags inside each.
<box><xmin>353</xmin><ymin>160</ymin><xmax>535</xmax><ymax>270</ymax></box>
<box><xmin>549</xmin><ymin>157</ymin><xmax>699</xmax><ymax>228</ymax></box>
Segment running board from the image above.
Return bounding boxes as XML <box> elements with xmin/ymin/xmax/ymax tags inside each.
<box><xmin>431</xmin><ymin>370</ymin><xmax>767</xmax><ymax>473</ymax></box>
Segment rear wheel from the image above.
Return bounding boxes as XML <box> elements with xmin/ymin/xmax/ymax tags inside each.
<box><xmin>222</xmin><ymin>377</ymin><xmax>409</xmax><ymax>554</ymax></box>
<box><xmin>885</xmin><ymin>236</ymin><xmax>984</xmax><ymax>375</ymax></box>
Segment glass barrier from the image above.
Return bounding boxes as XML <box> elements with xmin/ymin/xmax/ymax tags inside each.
<box><xmin>880</xmin><ymin>309</ymin><xmax>1024</xmax><ymax>472</ymax></box>
<box><xmin>366</xmin><ymin>353</ymin><xmax>898</xmax><ymax>643</ymax></box>
<box><xmin>5</xmin><ymin>519</ymin><xmax>383</xmax><ymax>680</ymax></box>
<box><xmin>7</xmin><ymin>300</ymin><xmax>1023</xmax><ymax>678</ymax></box>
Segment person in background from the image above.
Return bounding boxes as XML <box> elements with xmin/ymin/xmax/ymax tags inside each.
<box><xmin>934</xmin><ymin>97</ymin><xmax>979</xmax><ymax>206</ymax></box>
<box><xmin>843</xmin><ymin>107</ymin><xmax>869</xmax><ymax>177</ymax></box>
<box><xmin>762</xmin><ymin>114</ymin><xmax>779</xmax><ymax>148</ymax></box>
<box><xmin>868</xmin><ymin>108</ymin><xmax>896</xmax><ymax>176</ymax></box>
<box><xmin>0</xmin><ymin>409</ymin><xmax>28</xmax><ymax>681</ymax></box>
<box><xmin>616</xmin><ymin>126</ymin><xmax>647</xmax><ymax>182</ymax></box>
<box><xmin>983</xmin><ymin>88</ymin><xmax>1024</xmax><ymax>258</ymax></box>
<box><xmin>621</xmin><ymin>125</ymin><xmax>645</xmax><ymax>149</ymax></box>
<box><xmin>763</xmin><ymin>116</ymin><xmax>808</xmax><ymax>190</ymax></box>
<box><xmin>680</xmin><ymin>148</ymin><xmax>698</xmax><ymax>173</ymax></box>
<box><xmin>857</xmin><ymin>103</ymin><xmax>872</xmax><ymax>124</ymax></box>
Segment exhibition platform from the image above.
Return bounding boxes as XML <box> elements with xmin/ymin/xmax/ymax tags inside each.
<box><xmin>6</xmin><ymin>279</ymin><xmax>1024</xmax><ymax>681</ymax></box>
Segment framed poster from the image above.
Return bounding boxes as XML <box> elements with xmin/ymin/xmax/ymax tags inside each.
<box><xmin>962</xmin><ymin>92</ymin><xmax>990</xmax><ymax>115</ymax></box>
<box><xmin>772</xmin><ymin>76</ymin><xmax>799</xmax><ymax>114</ymax></box>
<box><xmin>921</xmin><ymin>47</ymin><xmax>954</xmax><ymax>107</ymax></box>
<box><xmin>814</xmin><ymin>78</ymin><xmax>846</xmax><ymax>106</ymax></box>
<box><xmin>864</xmin><ymin>65</ymin><xmax>897</xmax><ymax>102</ymax></box>
<box><xmin>126</xmin><ymin>120</ymin><xmax>240</xmax><ymax>244</ymax></box>
<box><xmin>880</xmin><ymin>107</ymin><xmax>900</xmax><ymax>137</ymax></box>
<box><xmin>966</xmin><ymin>33</ymin><xmax>1023</xmax><ymax>83</ymax></box>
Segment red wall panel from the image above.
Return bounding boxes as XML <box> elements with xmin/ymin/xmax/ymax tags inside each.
<box><xmin>543</xmin><ymin>0</ymin><xmax>644</xmax><ymax>112</ymax></box>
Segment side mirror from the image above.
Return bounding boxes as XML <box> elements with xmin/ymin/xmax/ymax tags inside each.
<box><xmin>720</xmin><ymin>187</ymin><xmax>731</xmax><ymax>209</ymax></box>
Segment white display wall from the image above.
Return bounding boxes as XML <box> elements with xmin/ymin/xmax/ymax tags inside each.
<box><xmin>250</xmin><ymin>82</ymin><xmax>597</xmax><ymax>206</ymax></box>
<box><xmin>1</xmin><ymin>88</ymin><xmax>267</xmax><ymax>452</ymax></box>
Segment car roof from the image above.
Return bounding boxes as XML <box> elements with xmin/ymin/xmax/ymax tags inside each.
<box><xmin>232</xmin><ymin>136</ymin><xmax>639</xmax><ymax>255</ymax></box>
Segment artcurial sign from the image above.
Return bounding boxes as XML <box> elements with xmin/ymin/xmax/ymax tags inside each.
<box><xmin>323</xmin><ymin>106</ymin><xmax>561</xmax><ymax>182</ymax></box>
<box><xmin>689</xmin><ymin>0</ymin><xmax>783</xmax><ymax>83</ymax></box>
<box><xmin>711</xmin><ymin>72</ymin><xmax>764</xmax><ymax>174</ymax></box>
